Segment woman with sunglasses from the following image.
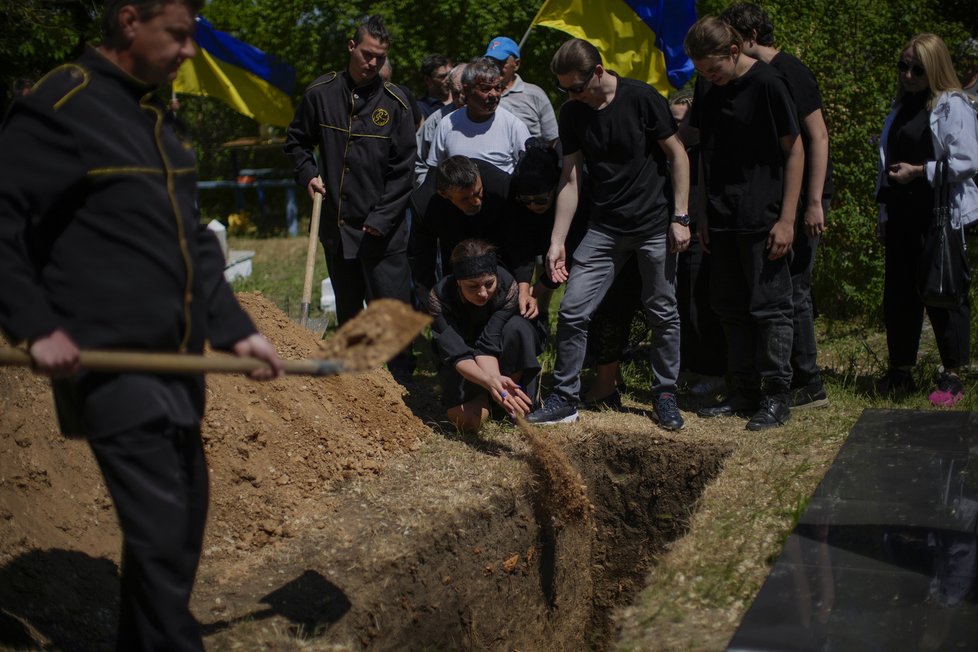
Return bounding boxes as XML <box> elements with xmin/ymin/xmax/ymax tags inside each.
<box><xmin>427</xmin><ymin>239</ymin><xmax>540</xmax><ymax>432</ymax></box>
<box><xmin>875</xmin><ymin>33</ymin><xmax>978</xmax><ymax>405</ymax></box>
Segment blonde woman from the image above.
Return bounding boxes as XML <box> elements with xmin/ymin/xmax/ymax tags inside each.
<box><xmin>875</xmin><ymin>33</ymin><xmax>978</xmax><ymax>405</ymax></box>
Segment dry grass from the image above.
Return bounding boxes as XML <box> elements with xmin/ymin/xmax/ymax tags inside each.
<box><xmin>229</xmin><ymin>235</ymin><xmax>328</xmax><ymax>321</ymax></box>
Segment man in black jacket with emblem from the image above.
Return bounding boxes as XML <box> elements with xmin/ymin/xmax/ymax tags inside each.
<box><xmin>0</xmin><ymin>1</ymin><xmax>284</xmax><ymax>649</ymax></box>
<box><xmin>284</xmin><ymin>15</ymin><xmax>417</xmax><ymax>380</ymax></box>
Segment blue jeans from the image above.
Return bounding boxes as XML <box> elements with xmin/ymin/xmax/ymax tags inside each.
<box><xmin>709</xmin><ymin>230</ymin><xmax>794</xmax><ymax>396</ymax></box>
<box><xmin>552</xmin><ymin>227</ymin><xmax>679</xmax><ymax>401</ymax></box>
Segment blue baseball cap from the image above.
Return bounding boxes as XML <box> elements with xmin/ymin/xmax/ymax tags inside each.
<box><xmin>484</xmin><ymin>36</ymin><xmax>520</xmax><ymax>61</ymax></box>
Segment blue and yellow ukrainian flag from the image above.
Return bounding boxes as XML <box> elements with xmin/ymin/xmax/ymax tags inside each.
<box><xmin>174</xmin><ymin>16</ymin><xmax>295</xmax><ymax>126</ymax></box>
<box><xmin>531</xmin><ymin>0</ymin><xmax>696</xmax><ymax>94</ymax></box>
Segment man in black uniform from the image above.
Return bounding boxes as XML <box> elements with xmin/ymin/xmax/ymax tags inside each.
<box><xmin>284</xmin><ymin>15</ymin><xmax>417</xmax><ymax>378</ymax></box>
<box><xmin>409</xmin><ymin>156</ymin><xmax>536</xmax><ymax>318</ymax></box>
<box><xmin>0</xmin><ymin>1</ymin><xmax>284</xmax><ymax>650</ymax></box>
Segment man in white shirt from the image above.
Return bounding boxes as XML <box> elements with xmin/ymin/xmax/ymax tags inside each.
<box><xmin>426</xmin><ymin>57</ymin><xmax>530</xmax><ymax>174</ymax></box>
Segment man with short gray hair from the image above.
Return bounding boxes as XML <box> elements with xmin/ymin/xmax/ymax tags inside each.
<box><xmin>426</xmin><ymin>57</ymin><xmax>530</xmax><ymax>174</ymax></box>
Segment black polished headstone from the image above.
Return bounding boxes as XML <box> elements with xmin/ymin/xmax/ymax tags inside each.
<box><xmin>728</xmin><ymin>409</ymin><xmax>978</xmax><ymax>651</ymax></box>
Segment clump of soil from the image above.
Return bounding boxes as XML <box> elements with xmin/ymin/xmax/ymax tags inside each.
<box><xmin>201</xmin><ymin>293</ymin><xmax>431</xmax><ymax>556</ymax></box>
<box><xmin>316</xmin><ymin>298</ymin><xmax>431</xmax><ymax>372</ymax></box>
<box><xmin>516</xmin><ymin>417</ymin><xmax>594</xmax><ymax>523</ymax></box>
<box><xmin>0</xmin><ymin>291</ymin><xmax>430</xmax><ymax>565</ymax></box>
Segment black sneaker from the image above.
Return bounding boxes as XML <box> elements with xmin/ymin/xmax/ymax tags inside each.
<box><xmin>746</xmin><ymin>396</ymin><xmax>791</xmax><ymax>431</ymax></box>
<box><xmin>696</xmin><ymin>392</ymin><xmax>759</xmax><ymax>418</ymax></box>
<box><xmin>525</xmin><ymin>394</ymin><xmax>579</xmax><ymax>425</ymax></box>
<box><xmin>652</xmin><ymin>392</ymin><xmax>684</xmax><ymax>431</ymax></box>
<box><xmin>791</xmin><ymin>382</ymin><xmax>829</xmax><ymax>410</ymax></box>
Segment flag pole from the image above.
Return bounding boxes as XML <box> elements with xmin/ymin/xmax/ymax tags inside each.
<box><xmin>520</xmin><ymin>0</ymin><xmax>554</xmax><ymax>51</ymax></box>
<box><xmin>518</xmin><ymin>23</ymin><xmax>534</xmax><ymax>51</ymax></box>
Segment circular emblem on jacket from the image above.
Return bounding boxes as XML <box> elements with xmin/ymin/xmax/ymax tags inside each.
<box><xmin>372</xmin><ymin>108</ymin><xmax>390</xmax><ymax>127</ymax></box>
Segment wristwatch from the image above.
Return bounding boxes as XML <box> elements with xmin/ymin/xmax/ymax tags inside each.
<box><xmin>671</xmin><ymin>213</ymin><xmax>691</xmax><ymax>227</ymax></box>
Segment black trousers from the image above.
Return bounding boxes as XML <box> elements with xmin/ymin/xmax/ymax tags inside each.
<box><xmin>323</xmin><ymin>242</ymin><xmax>414</xmax><ymax>326</ymax></box>
<box><xmin>89</xmin><ymin>421</ymin><xmax>208</xmax><ymax>652</ymax></box>
<box><xmin>709</xmin><ymin>230</ymin><xmax>794</xmax><ymax>396</ymax></box>
<box><xmin>883</xmin><ymin>216</ymin><xmax>971</xmax><ymax>370</ymax></box>
<box><xmin>438</xmin><ymin>316</ymin><xmax>543</xmax><ymax>408</ymax></box>
<box><xmin>788</xmin><ymin>197</ymin><xmax>830</xmax><ymax>388</ymax></box>
<box><xmin>324</xmin><ymin>241</ymin><xmax>416</xmax><ymax>374</ymax></box>
<box><xmin>677</xmin><ymin>230</ymin><xmax>727</xmax><ymax>376</ymax></box>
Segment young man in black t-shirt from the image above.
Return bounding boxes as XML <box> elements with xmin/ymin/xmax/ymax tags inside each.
<box><xmin>686</xmin><ymin>17</ymin><xmax>804</xmax><ymax>431</ymax></box>
<box><xmin>525</xmin><ymin>38</ymin><xmax>690</xmax><ymax>429</ymax></box>
<box><xmin>721</xmin><ymin>2</ymin><xmax>833</xmax><ymax>411</ymax></box>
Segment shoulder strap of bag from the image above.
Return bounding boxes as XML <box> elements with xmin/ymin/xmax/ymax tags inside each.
<box><xmin>936</xmin><ymin>157</ymin><xmax>950</xmax><ymax>216</ymax></box>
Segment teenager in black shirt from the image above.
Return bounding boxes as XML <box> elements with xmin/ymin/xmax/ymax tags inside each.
<box><xmin>686</xmin><ymin>17</ymin><xmax>803</xmax><ymax>430</ymax></box>
<box><xmin>721</xmin><ymin>2</ymin><xmax>833</xmax><ymax>411</ymax></box>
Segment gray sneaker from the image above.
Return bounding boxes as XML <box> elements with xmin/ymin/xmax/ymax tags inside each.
<box><xmin>526</xmin><ymin>394</ymin><xmax>579</xmax><ymax>425</ymax></box>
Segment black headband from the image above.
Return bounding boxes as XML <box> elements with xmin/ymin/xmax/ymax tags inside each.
<box><xmin>454</xmin><ymin>252</ymin><xmax>496</xmax><ymax>280</ymax></box>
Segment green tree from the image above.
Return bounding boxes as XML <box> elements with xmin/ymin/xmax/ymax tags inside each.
<box><xmin>0</xmin><ymin>0</ymin><xmax>100</xmax><ymax>113</ymax></box>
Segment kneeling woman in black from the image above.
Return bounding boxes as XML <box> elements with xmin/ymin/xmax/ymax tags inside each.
<box><xmin>428</xmin><ymin>239</ymin><xmax>541</xmax><ymax>432</ymax></box>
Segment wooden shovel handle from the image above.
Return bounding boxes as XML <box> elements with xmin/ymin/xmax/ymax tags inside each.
<box><xmin>299</xmin><ymin>188</ymin><xmax>324</xmax><ymax>327</ymax></box>
<box><xmin>0</xmin><ymin>348</ymin><xmax>343</xmax><ymax>376</ymax></box>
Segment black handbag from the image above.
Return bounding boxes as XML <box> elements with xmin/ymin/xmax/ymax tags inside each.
<box><xmin>917</xmin><ymin>158</ymin><xmax>971</xmax><ymax>308</ymax></box>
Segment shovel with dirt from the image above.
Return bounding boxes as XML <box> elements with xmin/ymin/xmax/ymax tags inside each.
<box><xmin>0</xmin><ymin>299</ymin><xmax>430</xmax><ymax>377</ymax></box>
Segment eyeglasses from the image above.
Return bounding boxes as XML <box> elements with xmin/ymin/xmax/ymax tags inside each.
<box><xmin>897</xmin><ymin>60</ymin><xmax>925</xmax><ymax>78</ymax></box>
<box><xmin>695</xmin><ymin>57</ymin><xmax>728</xmax><ymax>77</ymax></box>
<box><xmin>517</xmin><ymin>193</ymin><xmax>551</xmax><ymax>206</ymax></box>
<box><xmin>556</xmin><ymin>67</ymin><xmax>596</xmax><ymax>94</ymax></box>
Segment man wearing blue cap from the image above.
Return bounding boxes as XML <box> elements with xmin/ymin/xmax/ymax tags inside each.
<box><xmin>484</xmin><ymin>35</ymin><xmax>559</xmax><ymax>144</ymax></box>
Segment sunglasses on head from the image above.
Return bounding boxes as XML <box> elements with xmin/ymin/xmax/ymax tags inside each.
<box><xmin>517</xmin><ymin>193</ymin><xmax>551</xmax><ymax>206</ymax></box>
<box><xmin>897</xmin><ymin>60</ymin><xmax>925</xmax><ymax>78</ymax></box>
<box><xmin>556</xmin><ymin>66</ymin><xmax>596</xmax><ymax>94</ymax></box>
